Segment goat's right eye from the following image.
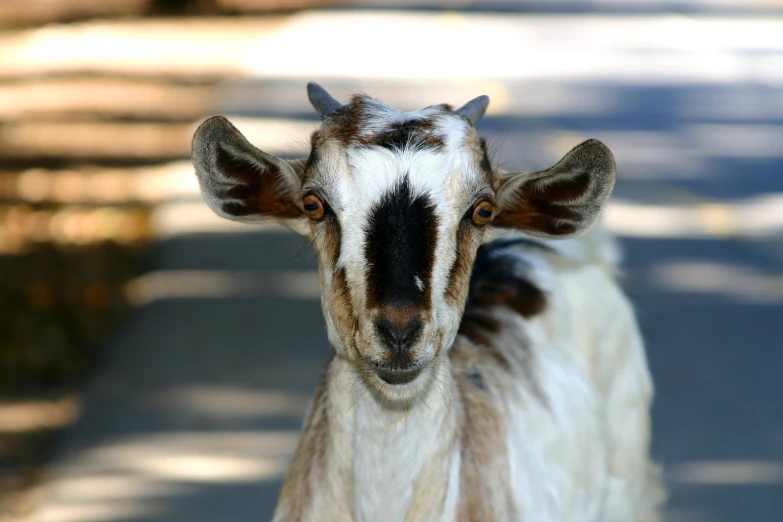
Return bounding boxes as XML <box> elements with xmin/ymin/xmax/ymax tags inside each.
<box><xmin>303</xmin><ymin>194</ymin><xmax>325</xmax><ymax>220</ymax></box>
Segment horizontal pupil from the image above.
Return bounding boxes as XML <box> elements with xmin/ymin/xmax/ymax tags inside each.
<box><xmin>478</xmin><ymin>209</ymin><xmax>491</xmax><ymax>217</ymax></box>
<box><xmin>305</xmin><ymin>203</ymin><xmax>320</xmax><ymax>211</ymax></box>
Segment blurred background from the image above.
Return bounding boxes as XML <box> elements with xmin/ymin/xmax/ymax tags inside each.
<box><xmin>0</xmin><ymin>0</ymin><xmax>781</xmax><ymax>521</ymax></box>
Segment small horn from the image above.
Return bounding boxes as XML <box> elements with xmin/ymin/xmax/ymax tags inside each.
<box><xmin>456</xmin><ymin>95</ymin><xmax>490</xmax><ymax>125</ymax></box>
<box><xmin>307</xmin><ymin>82</ymin><xmax>341</xmax><ymax>119</ymax></box>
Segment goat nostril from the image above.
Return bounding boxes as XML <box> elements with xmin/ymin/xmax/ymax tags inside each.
<box><xmin>375</xmin><ymin>316</ymin><xmax>423</xmax><ymax>353</ymax></box>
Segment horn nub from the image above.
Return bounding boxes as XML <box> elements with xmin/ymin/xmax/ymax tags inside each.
<box><xmin>456</xmin><ymin>95</ymin><xmax>490</xmax><ymax>125</ymax></box>
<box><xmin>307</xmin><ymin>82</ymin><xmax>342</xmax><ymax>119</ymax></box>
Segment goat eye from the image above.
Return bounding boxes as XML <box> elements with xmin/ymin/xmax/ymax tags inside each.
<box><xmin>303</xmin><ymin>194</ymin><xmax>325</xmax><ymax>220</ymax></box>
<box><xmin>472</xmin><ymin>201</ymin><xmax>494</xmax><ymax>226</ymax></box>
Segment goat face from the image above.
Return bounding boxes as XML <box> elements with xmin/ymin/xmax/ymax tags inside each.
<box><xmin>192</xmin><ymin>83</ymin><xmax>617</xmax><ymax>404</ymax></box>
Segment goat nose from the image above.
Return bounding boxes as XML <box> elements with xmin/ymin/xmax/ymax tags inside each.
<box><xmin>375</xmin><ymin>315</ymin><xmax>423</xmax><ymax>354</ymax></box>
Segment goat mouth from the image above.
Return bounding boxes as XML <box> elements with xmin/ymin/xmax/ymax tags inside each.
<box><xmin>375</xmin><ymin>367</ymin><xmax>422</xmax><ymax>385</ymax></box>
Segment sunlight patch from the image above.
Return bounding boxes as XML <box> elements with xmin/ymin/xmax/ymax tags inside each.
<box><xmin>652</xmin><ymin>261</ymin><xmax>783</xmax><ymax>303</ymax></box>
<box><xmin>669</xmin><ymin>460</ymin><xmax>783</xmax><ymax>485</ymax></box>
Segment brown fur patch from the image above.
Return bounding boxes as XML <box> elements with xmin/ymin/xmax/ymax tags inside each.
<box><xmin>320</xmin><ymin>216</ymin><xmax>341</xmax><ymax>265</ymax></box>
<box><xmin>331</xmin><ymin>266</ymin><xmax>358</xmax><ymax>339</ymax></box>
<box><xmin>376</xmin><ymin>305</ymin><xmax>420</xmax><ymax>329</ymax></box>
<box><xmin>494</xmin><ymin>170</ymin><xmax>592</xmax><ymax>234</ymax></box>
<box><xmin>478</xmin><ymin>138</ymin><xmax>492</xmax><ymax>177</ymax></box>
<box><xmin>301</xmin><ymin>131</ymin><xmax>322</xmax><ymax>180</ymax></box>
<box><xmin>459</xmin><ymin>130</ymin><xmax>494</xmax><ymax>185</ymax></box>
<box><xmin>493</xmin><ymin>207</ymin><xmax>579</xmax><ymax>236</ymax></box>
<box><xmin>456</xmin><ymin>374</ymin><xmax>514</xmax><ymax>520</ymax></box>
<box><xmin>445</xmin><ymin>221</ymin><xmax>479</xmax><ymax>308</ymax></box>
<box><xmin>212</xmin><ymin>146</ymin><xmax>302</xmax><ymax>219</ymax></box>
<box><xmin>255</xmin><ymin>190</ymin><xmax>302</xmax><ymax>218</ymax></box>
<box><xmin>319</xmin><ymin>95</ymin><xmax>449</xmax><ymax>152</ymax></box>
<box><xmin>457</xmin><ymin>310</ymin><xmax>501</xmax><ymax>344</ymax></box>
<box><xmin>313</xmin><ymin>214</ymin><xmax>358</xmax><ymax>343</ymax></box>
<box><xmin>467</xmin><ymin>265</ymin><xmax>547</xmax><ymax>319</ymax></box>
<box><xmin>324</xmin><ymin>95</ymin><xmax>366</xmax><ymax>147</ymax></box>
<box><xmin>361</xmin><ymin>118</ymin><xmax>445</xmax><ymax>151</ymax></box>
<box><xmin>461</xmin><ymin>242</ymin><xmax>547</xmax><ymax>316</ymax></box>
<box><xmin>276</xmin><ymin>368</ymin><xmax>331</xmax><ymax>521</ymax></box>
<box><xmin>457</xmin><ymin>311</ymin><xmax>509</xmax><ymax>369</ymax></box>
<box><xmin>455</xmin><ymin>240</ymin><xmax>548</xmax><ymax>372</ymax></box>
<box><xmin>533</xmin><ymin>169</ymin><xmax>592</xmax><ymax>202</ymax></box>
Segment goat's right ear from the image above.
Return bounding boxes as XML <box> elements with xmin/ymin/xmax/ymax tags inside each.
<box><xmin>192</xmin><ymin>116</ymin><xmax>309</xmax><ymax>235</ymax></box>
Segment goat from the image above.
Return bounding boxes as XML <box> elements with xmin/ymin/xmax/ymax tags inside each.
<box><xmin>191</xmin><ymin>83</ymin><xmax>664</xmax><ymax>522</ymax></box>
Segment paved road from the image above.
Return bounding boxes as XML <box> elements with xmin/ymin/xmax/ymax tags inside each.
<box><xmin>29</xmin><ymin>11</ymin><xmax>782</xmax><ymax>522</ymax></box>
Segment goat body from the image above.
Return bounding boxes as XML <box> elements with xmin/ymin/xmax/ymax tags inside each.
<box><xmin>190</xmin><ymin>82</ymin><xmax>663</xmax><ymax>522</ymax></box>
<box><xmin>274</xmin><ymin>229</ymin><xmax>663</xmax><ymax>522</ymax></box>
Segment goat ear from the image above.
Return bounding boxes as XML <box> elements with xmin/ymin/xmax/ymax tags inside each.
<box><xmin>493</xmin><ymin>139</ymin><xmax>615</xmax><ymax>238</ymax></box>
<box><xmin>192</xmin><ymin>116</ymin><xmax>309</xmax><ymax>234</ymax></box>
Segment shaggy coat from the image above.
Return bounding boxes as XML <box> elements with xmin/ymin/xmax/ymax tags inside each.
<box><xmin>191</xmin><ymin>83</ymin><xmax>664</xmax><ymax>522</ymax></box>
<box><xmin>273</xmin><ymin>231</ymin><xmax>664</xmax><ymax>522</ymax></box>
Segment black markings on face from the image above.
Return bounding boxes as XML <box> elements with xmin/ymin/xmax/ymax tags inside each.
<box><xmin>364</xmin><ymin>176</ymin><xmax>438</xmax><ymax>309</ymax></box>
<box><xmin>368</xmin><ymin>119</ymin><xmax>445</xmax><ymax>151</ymax></box>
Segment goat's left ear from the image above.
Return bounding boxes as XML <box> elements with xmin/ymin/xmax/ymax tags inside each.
<box><xmin>192</xmin><ymin>116</ymin><xmax>310</xmax><ymax>235</ymax></box>
<box><xmin>493</xmin><ymin>139</ymin><xmax>615</xmax><ymax>238</ymax></box>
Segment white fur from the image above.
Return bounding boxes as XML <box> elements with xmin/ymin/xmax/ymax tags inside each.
<box><xmin>274</xmin><ymin>228</ymin><xmax>662</xmax><ymax>522</ymax></box>
<box><xmin>272</xmin><ymin>101</ymin><xmax>661</xmax><ymax>522</ymax></box>
<box><xmin>308</xmin><ymin>110</ymin><xmax>484</xmax><ymax>384</ymax></box>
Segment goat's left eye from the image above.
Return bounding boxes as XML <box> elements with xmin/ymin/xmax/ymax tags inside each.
<box><xmin>472</xmin><ymin>201</ymin><xmax>494</xmax><ymax>226</ymax></box>
<box><xmin>303</xmin><ymin>194</ymin><xmax>325</xmax><ymax>220</ymax></box>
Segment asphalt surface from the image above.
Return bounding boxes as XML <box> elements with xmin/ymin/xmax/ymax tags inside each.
<box><xmin>28</xmin><ymin>11</ymin><xmax>782</xmax><ymax>522</ymax></box>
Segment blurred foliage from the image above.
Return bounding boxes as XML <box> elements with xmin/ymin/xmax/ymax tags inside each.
<box><xmin>0</xmin><ymin>0</ymin><xmax>338</xmax><ymax>27</ymax></box>
<box><xmin>0</xmin><ymin>2</ymin><xmax>161</xmax><ymax>515</ymax></box>
<box><xmin>0</xmin><ymin>427</ymin><xmax>57</xmax><ymax>521</ymax></box>
<box><xmin>0</xmin><ymin>240</ymin><xmax>148</xmax><ymax>393</ymax></box>
<box><xmin>0</xmin><ymin>237</ymin><xmax>148</xmax><ymax>519</ymax></box>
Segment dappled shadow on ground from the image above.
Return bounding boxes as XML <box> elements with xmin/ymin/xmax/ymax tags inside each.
<box><xmin>624</xmin><ymin>236</ymin><xmax>782</xmax><ymax>522</ymax></box>
<box><xmin>29</xmin><ymin>229</ymin><xmax>324</xmax><ymax>522</ymax></box>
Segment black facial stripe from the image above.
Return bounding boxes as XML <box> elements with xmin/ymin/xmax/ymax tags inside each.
<box><xmin>364</xmin><ymin>176</ymin><xmax>438</xmax><ymax>309</ymax></box>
